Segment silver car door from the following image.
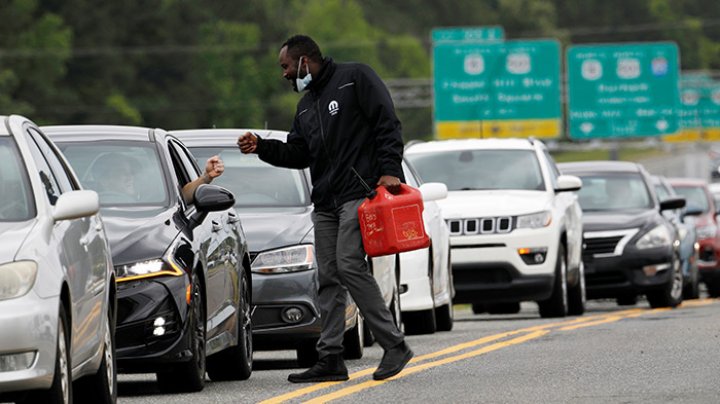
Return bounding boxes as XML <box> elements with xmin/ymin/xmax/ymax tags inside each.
<box><xmin>22</xmin><ymin>126</ymin><xmax>102</xmax><ymax>366</ymax></box>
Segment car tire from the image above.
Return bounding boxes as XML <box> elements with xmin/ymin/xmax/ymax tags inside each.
<box><xmin>296</xmin><ymin>340</ymin><xmax>318</xmax><ymax>368</ymax></box>
<box><xmin>471</xmin><ymin>303</ymin><xmax>486</xmax><ymax>314</ymax></box>
<box><xmin>682</xmin><ymin>263</ymin><xmax>700</xmax><ymax>300</ymax></box>
<box><xmin>403</xmin><ymin>308</ymin><xmax>436</xmax><ymax>335</ymax></box>
<box><xmin>538</xmin><ymin>244</ymin><xmax>568</xmax><ymax>318</ymax></box>
<box><xmin>157</xmin><ymin>275</ymin><xmax>206</xmax><ymax>393</ymax></box>
<box><xmin>26</xmin><ymin>305</ymin><xmax>72</xmax><ymax>404</ymax></box>
<box><xmin>343</xmin><ymin>313</ymin><xmax>364</xmax><ymax>360</ymax></box>
<box><xmin>74</xmin><ymin>308</ymin><xmax>116</xmax><ymax>404</ymax></box>
<box><xmin>707</xmin><ymin>280</ymin><xmax>720</xmax><ymax>298</ymax></box>
<box><xmin>435</xmin><ymin>303</ymin><xmax>454</xmax><ymax>332</ymax></box>
<box><xmin>207</xmin><ymin>273</ymin><xmax>253</xmax><ymax>381</ymax></box>
<box><xmin>486</xmin><ymin>302</ymin><xmax>521</xmax><ymax>315</ymax></box>
<box><xmin>647</xmin><ymin>254</ymin><xmax>683</xmax><ymax>308</ymax></box>
<box><xmin>567</xmin><ymin>263</ymin><xmax>586</xmax><ymax>316</ymax></box>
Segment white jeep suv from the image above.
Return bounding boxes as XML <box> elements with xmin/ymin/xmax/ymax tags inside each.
<box><xmin>405</xmin><ymin>138</ymin><xmax>585</xmax><ymax>318</ymax></box>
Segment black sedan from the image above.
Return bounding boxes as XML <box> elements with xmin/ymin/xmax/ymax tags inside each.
<box><xmin>559</xmin><ymin>161</ymin><xmax>685</xmax><ymax>308</ymax></box>
<box><xmin>44</xmin><ymin>125</ymin><xmax>253</xmax><ymax>392</ymax></box>
<box><xmin>172</xmin><ymin>129</ymin><xmax>377</xmax><ymax>367</ymax></box>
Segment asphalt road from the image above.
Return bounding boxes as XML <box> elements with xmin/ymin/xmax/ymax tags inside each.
<box><xmin>116</xmin><ymin>296</ymin><xmax>720</xmax><ymax>404</ymax></box>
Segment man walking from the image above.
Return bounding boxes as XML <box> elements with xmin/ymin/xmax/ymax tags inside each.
<box><xmin>237</xmin><ymin>34</ymin><xmax>413</xmax><ymax>383</ymax></box>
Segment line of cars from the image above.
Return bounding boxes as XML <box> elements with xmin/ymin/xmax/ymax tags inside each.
<box><xmin>403</xmin><ymin>137</ymin><xmax>713</xmax><ymax>320</ymax></box>
<box><xmin>2</xmin><ymin>119</ymin><xmax>454</xmax><ymax>402</ymax></box>
<box><xmin>4</xmin><ymin>112</ymin><xmax>715</xmax><ymax>401</ymax></box>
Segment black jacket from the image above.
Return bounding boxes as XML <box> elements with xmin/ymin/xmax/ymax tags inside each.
<box><xmin>256</xmin><ymin>58</ymin><xmax>404</xmax><ymax>212</ymax></box>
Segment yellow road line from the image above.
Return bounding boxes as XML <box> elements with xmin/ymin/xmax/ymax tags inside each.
<box><xmin>302</xmin><ymin>330</ymin><xmax>549</xmax><ymax>404</ymax></box>
<box><xmin>260</xmin><ymin>302</ymin><xmax>717</xmax><ymax>403</ymax></box>
<box><xmin>259</xmin><ymin>314</ymin><xmax>612</xmax><ymax>404</ymax></box>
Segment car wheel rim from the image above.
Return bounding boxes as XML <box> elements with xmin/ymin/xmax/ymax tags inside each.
<box><xmin>104</xmin><ymin>322</ymin><xmax>114</xmax><ymax>397</ymax></box>
<box><xmin>58</xmin><ymin>323</ymin><xmax>69</xmax><ymax>404</ymax></box>
<box><xmin>242</xmin><ymin>279</ymin><xmax>252</xmax><ymax>364</ymax></box>
<box><xmin>561</xmin><ymin>255</ymin><xmax>568</xmax><ymax>311</ymax></box>
<box><xmin>192</xmin><ymin>280</ymin><xmax>206</xmax><ymax>376</ymax></box>
<box><xmin>671</xmin><ymin>257</ymin><xmax>683</xmax><ymax>301</ymax></box>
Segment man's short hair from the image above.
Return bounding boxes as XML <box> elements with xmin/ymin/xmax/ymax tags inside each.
<box><xmin>282</xmin><ymin>35</ymin><xmax>323</xmax><ymax>63</ymax></box>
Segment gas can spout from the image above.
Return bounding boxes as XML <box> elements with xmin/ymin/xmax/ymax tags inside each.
<box><xmin>351</xmin><ymin>167</ymin><xmax>377</xmax><ymax>199</ymax></box>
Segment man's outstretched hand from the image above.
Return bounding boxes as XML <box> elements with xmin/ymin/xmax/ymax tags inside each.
<box><xmin>237</xmin><ymin>132</ymin><xmax>258</xmax><ymax>154</ymax></box>
<box><xmin>378</xmin><ymin>175</ymin><xmax>401</xmax><ymax>195</ymax></box>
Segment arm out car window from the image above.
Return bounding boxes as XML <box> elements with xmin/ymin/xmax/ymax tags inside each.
<box><xmin>24</xmin><ymin>131</ymin><xmax>63</xmax><ymax>205</ymax></box>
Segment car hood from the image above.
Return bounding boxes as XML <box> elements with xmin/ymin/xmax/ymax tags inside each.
<box><xmin>237</xmin><ymin>206</ymin><xmax>314</xmax><ymax>252</ymax></box>
<box><xmin>437</xmin><ymin>190</ymin><xmax>549</xmax><ymax>218</ymax></box>
<box><xmin>582</xmin><ymin>209</ymin><xmax>658</xmax><ymax>232</ymax></box>
<box><xmin>100</xmin><ymin>207</ymin><xmax>178</xmax><ymax>266</ymax></box>
<box><xmin>0</xmin><ymin>220</ymin><xmax>35</xmax><ymax>262</ymax></box>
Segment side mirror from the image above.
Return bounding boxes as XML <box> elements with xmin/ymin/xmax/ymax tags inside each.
<box><xmin>419</xmin><ymin>182</ymin><xmax>448</xmax><ymax>202</ymax></box>
<box><xmin>53</xmin><ymin>190</ymin><xmax>99</xmax><ymax>221</ymax></box>
<box><xmin>683</xmin><ymin>206</ymin><xmax>704</xmax><ymax>216</ymax></box>
<box><xmin>194</xmin><ymin>184</ymin><xmax>235</xmax><ymax>212</ymax></box>
<box><xmin>660</xmin><ymin>197</ymin><xmax>686</xmax><ymax>211</ymax></box>
<box><xmin>555</xmin><ymin>175</ymin><xmax>582</xmax><ymax>193</ymax></box>
<box><xmin>175</xmin><ymin>185</ymin><xmax>235</xmax><ymax>241</ymax></box>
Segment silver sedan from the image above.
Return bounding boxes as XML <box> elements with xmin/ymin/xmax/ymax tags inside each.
<box><xmin>0</xmin><ymin>115</ymin><xmax>116</xmax><ymax>404</ymax></box>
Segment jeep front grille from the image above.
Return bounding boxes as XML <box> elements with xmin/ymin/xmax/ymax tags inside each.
<box><xmin>447</xmin><ymin>217</ymin><xmax>514</xmax><ymax>236</ymax></box>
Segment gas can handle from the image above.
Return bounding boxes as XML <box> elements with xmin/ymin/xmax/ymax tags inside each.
<box><xmin>351</xmin><ymin>167</ymin><xmax>377</xmax><ymax>199</ymax></box>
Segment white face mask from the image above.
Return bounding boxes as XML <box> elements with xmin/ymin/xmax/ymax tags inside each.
<box><xmin>295</xmin><ymin>57</ymin><xmax>312</xmax><ymax>92</ymax></box>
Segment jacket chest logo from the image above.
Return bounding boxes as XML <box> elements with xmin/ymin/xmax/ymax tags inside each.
<box><xmin>328</xmin><ymin>100</ymin><xmax>339</xmax><ymax>116</ymax></box>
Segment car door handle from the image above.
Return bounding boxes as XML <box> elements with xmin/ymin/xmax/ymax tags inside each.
<box><xmin>212</xmin><ymin>220</ymin><xmax>223</xmax><ymax>232</ymax></box>
<box><xmin>227</xmin><ymin>213</ymin><xmax>240</xmax><ymax>224</ymax></box>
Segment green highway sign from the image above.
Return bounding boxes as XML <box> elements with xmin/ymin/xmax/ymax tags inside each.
<box><xmin>431</xmin><ymin>26</ymin><xmax>505</xmax><ymax>43</ymax></box>
<box><xmin>567</xmin><ymin>42</ymin><xmax>680</xmax><ymax>139</ymax></box>
<box><xmin>433</xmin><ymin>39</ymin><xmax>561</xmax><ymax>139</ymax></box>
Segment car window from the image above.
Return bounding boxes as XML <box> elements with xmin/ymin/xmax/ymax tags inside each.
<box><xmin>654</xmin><ymin>183</ymin><xmax>671</xmax><ymax>201</ymax></box>
<box><xmin>190</xmin><ymin>146</ymin><xmax>310</xmax><ymax>208</ymax></box>
<box><xmin>170</xmin><ymin>140</ymin><xmax>200</xmax><ymax>181</ymax></box>
<box><xmin>542</xmin><ymin>150</ymin><xmax>560</xmax><ymax>189</ymax></box>
<box><xmin>25</xmin><ymin>132</ymin><xmax>63</xmax><ymax>206</ymax></box>
<box><xmin>406</xmin><ymin>149</ymin><xmax>545</xmax><ymax>191</ymax></box>
<box><xmin>27</xmin><ymin>128</ymin><xmax>77</xmax><ymax>192</ymax></box>
<box><xmin>57</xmin><ymin>141</ymin><xmax>169</xmax><ymax>207</ymax></box>
<box><xmin>673</xmin><ymin>185</ymin><xmax>710</xmax><ymax>213</ymax></box>
<box><xmin>574</xmin><ymin>173</ymin><xmax>653</xmax><ymax>211</ymax></box>
<box><xmin>0</xmin><ymin>137</ymin><xmax>35</xmax><ymax>220</ymax></box>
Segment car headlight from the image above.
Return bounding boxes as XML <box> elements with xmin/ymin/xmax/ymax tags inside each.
<box><xmin>516</xmin><ymin>211</ymin><xmax>552</xmax><ymax>229</ymax></box>
<box><xmin>252</xmin><ymin>245</ymin><xmax>314</xmax><ymax>274</ymax></box>
<box><xmin>636</xmin><ymin>225</ymin><xmax>672</xmax><ymax>249</ymax></box>
<box><xmin>115</xmin><ymin>257</ymin><xmax>184</xmax><ymax>282</ymax></box>
<box><xmin>0</xmin><ymin>261</ymin><xmax>38</xmax><ymax>300</ymax></box>
<box><xmin>696</xmin><ymin>224</ymin><xmax>718</xmax><ymax>240</ymax></box>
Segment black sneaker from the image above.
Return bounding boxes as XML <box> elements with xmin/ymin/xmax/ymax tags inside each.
<box><xmin>288</xmin><ymin>354</ymin><xmax>349</xmax><ymax>383</ymax></box>
<box><xmin>372</xmin><ymin>341</ymin><xmax>414</xmax><ymax>380</ymax></box>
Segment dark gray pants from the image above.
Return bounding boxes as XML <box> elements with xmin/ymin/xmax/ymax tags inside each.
<box><xmin>312</xmin><ymin>198</ymin><xmax>404</xmax><ymax>358</ymax></box>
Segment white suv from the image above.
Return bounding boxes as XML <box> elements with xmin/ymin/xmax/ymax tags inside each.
<box><xmin>405</xmin><ymin>138</ymin><xmax>585</xmax><ymax>318</ymax></box>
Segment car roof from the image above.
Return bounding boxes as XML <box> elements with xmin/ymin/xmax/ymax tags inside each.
<box><xmin>558</xmin><ymin>160</ymin><xmax>643</xmax><ymax>174</ymax></box>
<box><xmin>405</xmin><ymin>138</ymin><xmax>539</xmax><ymax>154</ymax></box>
<box><xmin>42</xmin><ymin>125</ymin><xmax>157</xmax><ymax>143</ymax></box>
<box><xmin>666</xmin><ymin>177</ymin><xmax>709</xmax><ymax>187</ymax></box>
<box><xmin>171</xmin><ymin>129</ymin><xmax>289</xmax><ymax>147</ymax></box>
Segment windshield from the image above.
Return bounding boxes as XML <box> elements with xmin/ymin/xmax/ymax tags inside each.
<box><xmin>406</xmin><ymin>149</ymin><xmax>545</xmax><ymax>191</ymax></box>
<box><xmin>575</xmin><ymin>173</ymin><xmax>653</xmax><ymax>211</ymax></box>
<box><xmin>57</xmin><ymin>141</ymin><xmax>169</xmax><ymax>207</ymax></box>
<box><xmin>0</xmin><ymin>137</ymin><xmax>35</xmax><ymax>221</ymax></box>
<box><xmin>673</xmin><ymin>185</ymin><xmax>710</xmax><ymax>213</ymax></box>
<box><xmin>190</xmin><ymin>147</ymin><xmax>310</xmax><ymax>208</ymax></box>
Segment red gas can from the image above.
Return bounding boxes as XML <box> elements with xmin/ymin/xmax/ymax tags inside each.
<box><xmin>358</xmin><ymin>184</ymin><xmax>430</xmax><ymax>257</ymax></box>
